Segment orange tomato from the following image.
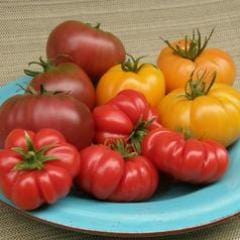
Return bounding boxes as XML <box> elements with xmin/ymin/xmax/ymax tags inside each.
<box><xmin>157</xmin><ymin>29</ymin><xmax>236</xmax><ymax>93</ymax></box>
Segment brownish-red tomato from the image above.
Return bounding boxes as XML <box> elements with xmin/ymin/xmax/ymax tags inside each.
<box><xmin>25</xmin><ymin>58</ymin><xmax>95</xmax><ymax>110</ymax></box>
<box><xmin>46</xmin><ymin>20</ymin><xmax>126</xmax><ymax>82</ymax></box>
<box><xmin>0</xmin><ymin>89</ymin><xmax>94</xmax><ymax>150</ymax></box>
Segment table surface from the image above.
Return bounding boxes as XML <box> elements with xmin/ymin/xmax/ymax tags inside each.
<box><xmin>1</xmin><ymin>0</ymin><xmax>240</xmax><ymax>239</ymax></box>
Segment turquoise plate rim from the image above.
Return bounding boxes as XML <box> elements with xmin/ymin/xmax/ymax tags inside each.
<box><xmin>0</xmin><ymin>76</ymin><xmax>240</xmax><ymax>237</ymax></box>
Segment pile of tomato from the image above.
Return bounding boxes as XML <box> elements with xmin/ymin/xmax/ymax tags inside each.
<box><xmin>0</xmin><ymin>21</ymin><xmax>239</xmax><ymax>210</ymax></box>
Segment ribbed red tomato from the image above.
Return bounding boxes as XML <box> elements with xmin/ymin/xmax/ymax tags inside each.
<box><xmin>0</xmin><ymin>128</ymin><xmax>80</xmax><ymax>210</ymax></box>
<box><xmin>93</xmin><ymin>90</ymin><xmax>161</xmax><ymax>152</ymax></box>
<box><xmin>76</xmin><ymin>144</ymin><xmax>159</xmax><ymax>201</ymax></box>
<box><xmin>142</xmin><ymin>128</ymin><xmax>229</xmax><ymax>184</ymax></box>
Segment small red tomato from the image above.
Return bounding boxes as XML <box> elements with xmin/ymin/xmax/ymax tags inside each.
<box><xmin>93</xmin><ymin>89</ymin><xmax>161</xmax><ymax>151</ymax></box>
<box><xmin>25</xmin><ymin>58</ymin><xmax>96</xmax><ymax>110</ymax></box>
<box><xmin>46</xmin><ymin>20</ymin><xmax>126</xmax><ymax>82</ymax></box>
<box><xmin>76</xmin><ymin>142</ymin><xmax>159</xmax><ymax>202</ymax></box>
<box><xmin>0</xmin><ymin>128</ymin><xmax>80</xmax><ymax>210</ymax></box>
<box><xmin>142</xmin><ymin>128</ymin><xmax>229</xmax><ymax>184</ymax></box>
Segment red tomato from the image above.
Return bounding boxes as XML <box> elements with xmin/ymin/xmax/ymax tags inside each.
<box><xmin>93</xmin><ymin>90</ymin><xmax>161</xmax><ymax>151</ymax></box>
<box><xmin>76</xmin><ymin>144</ymin><xmax>159</xmax><ymax>201</ymax></box>
<box><xmin>25</xmin><ymin>59</ymin><xmax>95</xmax><ymax>110</ymax></box>
<box><xmin>0</xmin><ymin>90</ymin><xmax>94</xmax><ymax>150</ymax></box>
<box><xmin>142</xmin><ymin>128</ymin><xmax>229</xmax><ymax>184</ymax></box>
<box><xmin>0</xmin><ymin>128</ymin><xmax>80</xmax><ymax>210</ymax></box>
<box><xmin>47</xmin><ymin>21</ymin><xmax>126</xmax><ymax>82</ymax></box>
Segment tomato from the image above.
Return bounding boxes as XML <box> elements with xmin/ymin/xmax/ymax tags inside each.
<box><xmin>93</xmin><ymin>89</ymin><xmax>161</xmax><ymax>151</ymax></box>
<box><xmin>0</xmin><ymin>89</ymin><xmax>94</xmax><ymax>150</ymax></box>
<box><xmin>96</xmin><ymin>55</ymin><xmax>165</xmax><ymax>106</ymax></box>
<box><xmin>25</xmin><ymin>58</ymin><xmax>95</xmax><ymax>110</ymax></box>
<box><xmin>76</xmin><ymin>143</ymin><xmax>159</xmax><ymax>201</ymax></box>
<box><xmin>142</xmin><ymin>128</ymin><xmax>229</xmax><ymax>184</ymax></box>
<box><xmin>158</xmin><ymin>73</ymin><xmax>240</xmax><ymax>147</ymax></box>
<box><xmin>0</xmin><ymin>128</ymin><xmax>80</xmax><ymax>210</ymax></box>
<box><xmin>157</xmin><ymin>29</ymin><xmax>236</xmax><ymax>92</ymax></box>
<box><xmin>47</xmin><ymin>20</ymin><xmax>126</xmax><ymax>82</ymax></box>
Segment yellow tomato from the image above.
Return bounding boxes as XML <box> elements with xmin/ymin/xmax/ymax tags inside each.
<box><xmin>158</xmin><ymin>74</ymin><xmax>240</xmax><ymax>147</ymax></box>
<box><xmin>96</xmin><ymin>56</ymin><xmax>165</xmax><ymax>107</ymax></box>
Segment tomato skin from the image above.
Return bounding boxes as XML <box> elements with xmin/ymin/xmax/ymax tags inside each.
<box><xmin>157</xmin><ymin>40</ymin><xmax>236</xmax><ymax>92</ymax></box>
<box><xmin>96</xmin><ymin>64</ymin><xmax>165</xmax><ymax>107</ymax></box>
<box><xmin>0</xmin><ymin>129</ymin><xmax>81</xmax><ymax>210</ymax></box>
<box><xmin>142</xmin><ymin>128</ymin><xmax>229</xmax><ymax>184</ymax></box>
<box><xmin>157</xmin><ymin>83</ymin><xmax>240</xmax><ymax>147</ymax></box>
<box><xmin>93</xmin><ymin>90</ymin><xmax>161</xmax><ymax>144</ymax></box>
<box><xmin>47</xmin><ymin>20</ymin><xmax>126</xmax><ymax>81</ymax></box>
<box><xmin>29</xmin><ymin>62</ymin><xmax>96</xmax><ymax>110</ymax></box>
<box><xmin>0</xmin><ymin>93</ymin><xmax>94</xmax><ymax>150</ymax></box>
<box><xmin>76</xmin><ymin>145</ymin><xmax>159</xmax><ymax>201</ymax></box>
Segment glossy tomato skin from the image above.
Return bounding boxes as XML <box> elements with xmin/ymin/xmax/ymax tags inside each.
<box><xmin>158</xmin><ymin>83</ymin><xmax>240</xmax><ymax>147</ymax></box>
<box><xmin>0</xmin><ymin>129</ymin><xmax>80</xmax><ymax>210</ymax></box>
<box><xmin>157</xmin><ymin>40</ymin><xmax>236</xmax><ymax>92</ymax></box>
<box><xmin>29</xmin><ymin>63</ymin><xmax>95</xmax><ymax>110</ymax></box>
<box><xmin>0</xmin><ymin>93</ymin><xmax>94</xmax><ymax>150</ymax></box>
<box><xmin>142</xmin><ymin>128</ymin><xmax>229</xmax><ymax>184</ymax></box>
<box><xmin>47</xmin><ymin>20</ymin><xmax>126</xmax><ymax>81</ymax></box>
<box><xmin>96</xmin><ymin>64</ymin><xmax>165</xmax><ymax>107</ymax></box>
<box><xmin>76</xmin><ymin>145</ymin><xmax>159</xmax><ymax>201</ymax></box>
<box><xmin>93</xmin><ymin>90</ymin><xmax>161</xmax><ymax>144</ymax></box>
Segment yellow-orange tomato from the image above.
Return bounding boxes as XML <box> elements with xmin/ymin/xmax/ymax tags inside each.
<box><xmin>157</xmin><ymin>30</ymin><xmax>236</xmax><ymax>93</ymax></box>
<box><xmin>96</xmin><ymin>56</ymin><xmax>165</xmax><ymax>107</ymax></box>
<box><xmin>158</xmin><ymin>76</ymin><xmax>240</xmax><ymax>147</ymax></box>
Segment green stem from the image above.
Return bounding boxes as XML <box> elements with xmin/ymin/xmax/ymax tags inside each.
<box><xmin>121</xmin><ymin>54</ymin><xmax>147</xmax><ymax>73</ymax></box>
<box><xmin>185</xmin><ymin>70</ymin><xmax>216</xmax><ymax>100</ymax></box>
<box><xmin>109</xmin><ymin>139</ymin><xmax>138</xmax><ymax>159</ymax></box>
<box><xmin>24</xmin><ymin>57</ymin><xmax>55</xmax><ymax>77</ymax></box>
<box><xmin>128</xmin><ymin>118</ymin><xmax>155</xmax><ymax>154</ymax></box>
<box><xmin>13</xmin><ymin>132</ymin><xmax>57</xmax><ymax>171</ymax></box>
<box><xmin>161</xmin><ymin>28</ymin><xmax>215</xmax><ymax>61</ymax></box>
<box><xmin>176</xmin><ymin>127</ymin><xmax>192</xmax><ymax>140</ymax></box>
<box><xmin>85</xmin><ymin>22</ymin><xmax>101</xmax><ymax>29</ymax></box>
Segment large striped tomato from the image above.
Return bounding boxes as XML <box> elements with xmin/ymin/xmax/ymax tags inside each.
<box><xmin>0</xmin><ymin>89</ymin><xmax>94</xmax><ymax>150</ymax></box>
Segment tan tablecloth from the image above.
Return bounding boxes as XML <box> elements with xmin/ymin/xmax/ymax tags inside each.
<box><xmin>1</xmin><ymin>0</ymin><xmax>240</xmax><ymax>239</ymax></box>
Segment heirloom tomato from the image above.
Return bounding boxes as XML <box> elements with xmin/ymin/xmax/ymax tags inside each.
<box><xmin>96</xmin><ymin>55</ymin><xmax>165</xmax><ymax>106</ymax></box>
<box><xmin>0</xmin><ymin>128</ymin><xmax>80</xmax><ymax>210</ymax></box>
<box><xmin>158</xmin><ymin>72</ymin><xmax>240</xmax><ymax>147</ymax></box>
<box><xmin>93</xmin><ymin>89</ymin><xmax>161</xmax><ymax>152</ymax></box>
<box><xmin>47</xmin><ymin>20</ymin><xmax>126</xmax><ymax>82</ymax></box>
<box><xmin>0</xmin><ymin>87</ymin><xmax>94</xmax><ymax>150</ymax></box>
<box><xmin>76</xmin><ymin>142</ymin><xmax>159</xmax><ymax>201</ymax></box>
<box><xmin>25</xmin><ymin>57</ymin><xmax>95</xmax><ymax>110</ymax></box>
<box><xmin>157</xmin><ymin>29</ymin><xmax>236</xmax><ymax>92</ymax></box>
<box><xmin>142</xmin><ymin>128</ymin><xmax>229</xmax><ymax>184</ymax></box>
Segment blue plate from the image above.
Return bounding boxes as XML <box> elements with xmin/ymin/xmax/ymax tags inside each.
<box><xmin>0</xmin><ymin>76</ymin><xmax>240</xmax><ymax>237</ymax></box>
